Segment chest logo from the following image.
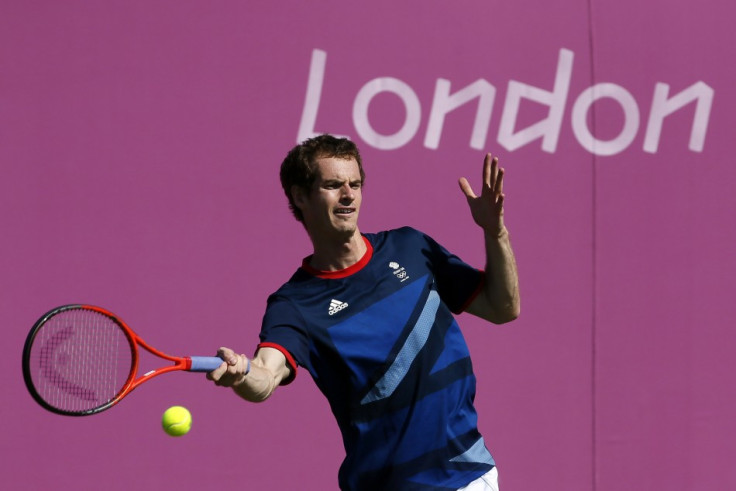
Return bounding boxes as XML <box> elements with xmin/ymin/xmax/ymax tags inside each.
<box><xmin>389</xmin><ymin>261</ymin><xmax>410</xmax><ymax>282</ymax></box>
<box><xmin>328</xmin><ymin>299</ymin><xmax>349</xmax><ymax>316</ymax></box>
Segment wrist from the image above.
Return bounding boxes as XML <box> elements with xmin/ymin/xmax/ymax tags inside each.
<box><xmin>484</xmin><ymin>225</ymin><xmax>509</xmax><ymax>239</ymax></box>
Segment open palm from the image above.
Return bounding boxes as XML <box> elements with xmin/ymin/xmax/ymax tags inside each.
<box><xmin>458</xmin><ymin>153</ymin><xmax>506</xmax><ymax>236</ymax></box>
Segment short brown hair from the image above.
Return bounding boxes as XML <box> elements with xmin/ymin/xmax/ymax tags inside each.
<box><xmin>280</xmin><ymin>134</ymin><xmax>365</xmax><ymax>222</ymax></box>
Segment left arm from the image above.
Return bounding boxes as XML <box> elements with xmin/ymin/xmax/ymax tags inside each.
<box><xmin>459</xmin><ymin>153</ymin><xmax>520</xmax><ymax>324</ymax></box>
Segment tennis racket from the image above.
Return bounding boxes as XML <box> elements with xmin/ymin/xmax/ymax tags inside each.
<box><xmin>22</xmin><ymin>304</ymin><xmax>223</xmax><ymax>416</ymax></box>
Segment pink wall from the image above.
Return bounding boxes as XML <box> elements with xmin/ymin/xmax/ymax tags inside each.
<box><xmin>2</xmin><ymin>1</ymin><xmax>733</xmax><ymax>489</ymax></box>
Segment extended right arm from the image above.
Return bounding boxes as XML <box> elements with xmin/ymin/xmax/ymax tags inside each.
<box><xmin>206</xmin><ymin>346</ymin><xmax>291</xmax><ymax>402</ymax></box>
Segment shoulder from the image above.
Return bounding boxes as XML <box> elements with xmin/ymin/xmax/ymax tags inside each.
<box><xmin>266</xmin><ymin>268</ymin><xmax>315</xmax><ymax>303</ymax></box>
<box><xmin>364</xmin><ymin>226</ymin><xmax>429</xmax><ymax>247</ymax></box>
<box><xmin>363</xmin><ymin>227</ymin><xmax>444</xmax><ymax>261</ymax></box>
<box><xmin>364</xmin><ymin>227</ymin><xmax>447</xmax><ymax>271</ymax></box>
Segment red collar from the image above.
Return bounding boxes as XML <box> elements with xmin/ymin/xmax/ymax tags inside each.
<box><xmin>301</xmin><ymin>236</ymin><xmax>373</xmax><ymax>279</ymax></box>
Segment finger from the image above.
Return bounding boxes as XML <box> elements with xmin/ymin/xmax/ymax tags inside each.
<box><xmin>495</xmin><ymin>167</ymin><xmax>505</xmax><ymax>196</ymax></box>
<box><xmin>226</xmin><ymin>354</ymin><xmax>250</xmax><ymax>376</ymax></box>
<box><xmin>206</xmin><ymin>361</ymin><xmax>228</xmax><ymax>381</ymax></box>
<box><xmin>483</xmin><ymin>154</ymin><xmax>492</xmax><ymax>189</ymax></box>
<box><xmin>226</xmin><ymin>367</ymin><xmax>241</xmax><ymax>381</ymax></box>
<box><xmin>458</xmin><ymin>177</ymin><xmax>476</xmax><ymax>199</ymax></box>
<box><xmin>490</xmin><ymin>156</ymin><xmax>500</xmax><ymax>191</ymax></box>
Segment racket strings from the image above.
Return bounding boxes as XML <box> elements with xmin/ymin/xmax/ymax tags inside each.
<box><xmin>30</xmin><ymin>308</ymin><xmax>133</xmax><ymax>414</ymax></box>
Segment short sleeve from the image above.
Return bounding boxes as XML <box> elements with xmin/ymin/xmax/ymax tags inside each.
<box><xmin>259</xmin><ymin>294</ymin><xmax>310</xmax><ymax>384</ymax></box>
<box><xmin>419</xmin><ymin>230</ymin><xmax>484</xmax><ymax>314</ymax></box>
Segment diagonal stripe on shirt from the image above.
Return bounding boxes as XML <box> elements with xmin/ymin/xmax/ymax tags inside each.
<box><xmin>360</xmin><ymin>290</ymin><xmax>440</xmax><ymax>405</ymax></box>
<box><xmin>449</xmin><ymin>437</ymin><xmax>495</xmax><ymax>465</ymax></box>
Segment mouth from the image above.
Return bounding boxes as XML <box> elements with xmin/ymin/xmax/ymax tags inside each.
<box><xmin>334</xmin><ymin>207</ymin><xmax>355</xmax><ymax>216</ymax></box>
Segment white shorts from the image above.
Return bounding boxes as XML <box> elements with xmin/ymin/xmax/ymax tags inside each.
<box><xmin>457</xmin><ymin>467</ymin><xmax>499</xmax><ymax>491</ymax></box>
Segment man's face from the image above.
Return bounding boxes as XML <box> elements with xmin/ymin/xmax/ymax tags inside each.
<box><xmin>295</xmin><ymin>156</ymin><xmax>363</xmax><ymax>240</ymax></box>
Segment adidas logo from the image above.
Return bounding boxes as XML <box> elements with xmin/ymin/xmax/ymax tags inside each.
<box><xmin>328</xmin><ymin>299</ymin><xmax>349</xmax><ymax>316</ymax></box>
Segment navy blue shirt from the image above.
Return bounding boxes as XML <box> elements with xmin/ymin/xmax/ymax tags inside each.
<box><xmin>260</xmin><ymin>227</ymin><xmax>495</xmax><ymax>490</ymax></box>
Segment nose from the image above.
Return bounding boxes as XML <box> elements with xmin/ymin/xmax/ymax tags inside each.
<box><xmin>340</xmin><ymin>183</ymin><xmax>355</xmax><ymax>202</ymax></box>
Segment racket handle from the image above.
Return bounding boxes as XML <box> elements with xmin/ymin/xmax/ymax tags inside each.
<box><xmin>189</xmin><ymin>356</ymin><xmax>224</xmax><ymax>372</ymax></box>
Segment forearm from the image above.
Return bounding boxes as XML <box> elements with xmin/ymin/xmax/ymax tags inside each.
<box><xmin>485</xmin><ymin>226</ymin><xmax>520</xmax><ymax>321</ymax></box>
<box><xmin>470</xmin><ymin>226</ymin><xmax>520</xmax><ymax>323</ymax></box>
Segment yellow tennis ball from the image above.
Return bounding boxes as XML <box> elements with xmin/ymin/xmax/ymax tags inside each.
<box><xmin>161</xmin><ymin>406</ymin><xmax>192</xmax><ymax>437</ymax></box>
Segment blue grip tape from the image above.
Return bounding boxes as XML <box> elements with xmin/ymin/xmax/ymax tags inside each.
<box><xmin>189</xmin><ymin>356</ymin><xmax>224</xmax><ymax>372</ymax></box>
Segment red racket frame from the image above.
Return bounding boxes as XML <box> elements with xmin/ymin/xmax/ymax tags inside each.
<box><xmin>23</xmin><ymin>304</ymin><xmax>220</xmax><ymax>416</ymax></box>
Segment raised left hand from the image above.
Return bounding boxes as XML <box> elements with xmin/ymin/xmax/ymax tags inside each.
<box><xmin>458</xmin><ymin>153</ymin><xmax>506</xmax><ymax>236</ymax></box>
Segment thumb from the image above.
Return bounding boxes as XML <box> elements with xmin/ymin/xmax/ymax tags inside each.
<box><xmin>217</xmin><ymin>347</ymin><xmax>238</xmax><ymax>365</ymax></box>
<box><xmin>458</xmin><ymin>177</ymin><xmax>476</xmax><ymax>199</ymax></box>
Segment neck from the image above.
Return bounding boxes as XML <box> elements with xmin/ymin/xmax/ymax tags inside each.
<box><xmin>307</xmin><ymin>229</ymin><xmax>367</xmax><ymax>271</ymax></box>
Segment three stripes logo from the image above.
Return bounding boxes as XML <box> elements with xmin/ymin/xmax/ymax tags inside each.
<box><xmin>328</xmin><ymin>299</ymin><xmax>348</xmax><ymax>316</ymax></box>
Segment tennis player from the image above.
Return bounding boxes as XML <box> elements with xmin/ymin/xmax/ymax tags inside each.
<box><xmin>208</xmin><ymin>134</ymin><xmax>520</xmax><ymax>490</ymax></box>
